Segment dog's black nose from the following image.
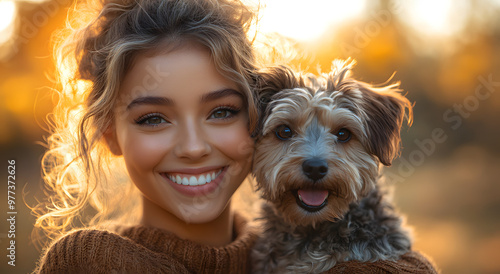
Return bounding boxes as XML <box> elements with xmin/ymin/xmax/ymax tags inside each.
<box><xmin>302</xmin><ymin>158</ymin><xmax>328</xmax><ymax>181</ymax></box>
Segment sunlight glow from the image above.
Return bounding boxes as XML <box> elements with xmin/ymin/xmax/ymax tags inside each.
<box><xmin>0</xmin><ymin>1</ymin><xmax>16</xmax><ymax>32</ymax></box>
<box><xmin>20</xmin><ymin>0</ymin><xmax>51</xmax><ymax>3</ymax></box>
<box><xmin>258</xmin><ymin>0</ymin><xmax>366</xmax><ymax>41</ymax></box>
<box><xmin>0</xmin><ymin>0</ymin><xmax>16</xmax><ymax>47</ymax></box>
<box><xmin>401</xmin><ymin>0</ymin><xmax>468</xmax><ymax>36</ymax></box>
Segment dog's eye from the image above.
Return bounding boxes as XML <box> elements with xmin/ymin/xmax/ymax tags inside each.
<box><xmin>336</xmin><ymin>128</ymin><xmax>351</xmax><ymax>142</ymax></box>
<box><xmin>275</xmin><ymin>125</ymin><xmax>294</xmax><ymax>140</ymax></box>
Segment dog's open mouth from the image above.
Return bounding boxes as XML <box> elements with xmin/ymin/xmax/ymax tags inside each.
<box><xmin>293</xmin><ymin>189</ymin><xmax>329</xmax><ymax>212</ymax></box>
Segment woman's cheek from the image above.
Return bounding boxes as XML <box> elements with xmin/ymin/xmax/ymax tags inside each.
<box><xmin>121</xmin><ymin>130</ymin><xmax>174</xmax><ymax>170</ymax></box>
<box><xmin>210</xmin><ymin>123</ymin><xmax>254</xmax><ymax>161</ymax></box>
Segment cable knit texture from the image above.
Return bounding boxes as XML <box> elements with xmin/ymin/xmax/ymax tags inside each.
<box><xmin>35</xmin><ymin>213</ymin><xmax>437</xmax><ymax>273</ymax></box>
<box><xmin>35</xmin><ymin>213</ymin><xmax>257</xmax><ymax>273</ymax></box>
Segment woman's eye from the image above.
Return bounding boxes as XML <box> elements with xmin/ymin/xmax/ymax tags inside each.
<box><xmin>144</xmin><ymin>116</ymin><xmax>165</xmax><ymax>125</ymax></box>
<box><xmin>335</xmin><ymin>128</ymin><xmax>352</xmax><ymax>142</ymax></box>
<box><xmin>209</xmin><ymin>107</ymin><xmax>240</xmax><ymax>120</ymax></box>
<box><xmin>212</xmin><ymin>109</ymin><xmax>231</xmax><ymax>119</ymax></box>
<box><xmin>135</xmin><ymin>114</ymin><xmax>168</xmax><ymax>126</ymax></box>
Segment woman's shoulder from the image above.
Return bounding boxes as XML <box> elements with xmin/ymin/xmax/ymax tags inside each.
<box><xmin>328</xmin><ymin>251</ymin><xmax>439</xmax><ymax>274</ymax></box>
<box><xmin>35</xmin><ymin>227</ymin><xmax>189</xmax><ymax>274</ymax></box>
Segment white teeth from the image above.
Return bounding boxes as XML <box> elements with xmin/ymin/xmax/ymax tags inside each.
<box><xmin>166</xmin><ymin>169</ymin><xmax>222</xmax><ymax>186</ymax></box>
<box><xmin>298</xmin><ymin>194</ymin><xmax>303</xmax><ymax>202</ymax></box>
<box><xmin>198</xmin><ymin>175</ymin><xmax>206</xmax><ymax>186</ymax></box>
<box><xmin>189</xmin><ymin>176</ymin><xmax>197</xmax><ymax>186</ymax></box>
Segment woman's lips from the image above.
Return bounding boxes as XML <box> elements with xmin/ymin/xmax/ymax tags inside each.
<box><xmin>160</xmin><ymin>167</ymin><xmax>226</xmax><ymax>197</ymax></box>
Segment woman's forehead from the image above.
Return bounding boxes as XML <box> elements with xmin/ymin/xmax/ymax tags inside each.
<box><xmin>116</xmin><ymin>45</ymin><xmax>242</xmax><ymax>107</ymax></box>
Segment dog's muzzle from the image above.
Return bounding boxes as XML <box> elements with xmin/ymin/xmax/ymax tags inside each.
<box><xmin>302</xmin><ymin>158</ymin><xmax>328</xmax><ymax>181</ymax></box>
<box><xmin>294</xmin><ymin>158</ymin><xmax>330</xmax><ymax>212</ymax></box>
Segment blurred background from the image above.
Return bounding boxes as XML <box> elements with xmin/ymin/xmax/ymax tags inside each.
<box><xmin>0</xmin><ymin>0</ymin><xmax>499</xmax><ymax>273</ymax></box>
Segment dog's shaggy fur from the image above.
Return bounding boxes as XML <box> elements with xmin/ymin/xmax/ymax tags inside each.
<box><xmin>252</xmin><ymin>60</ymin><xmax>413</xmax><ymax>273</ymax></box>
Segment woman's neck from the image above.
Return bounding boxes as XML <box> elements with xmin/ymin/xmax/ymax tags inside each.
<box><xmin>139</xmin><ymin>196</ymin><xmax>234</xmax><ymax>246</ymax></box>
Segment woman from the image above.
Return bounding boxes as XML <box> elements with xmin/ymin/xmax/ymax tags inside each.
<box><xmin>34</xmin><ymin>0</ymin><xmax>259</xmax><ymax>272</ymax></box>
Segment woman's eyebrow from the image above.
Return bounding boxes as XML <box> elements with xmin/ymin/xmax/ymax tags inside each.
<box><xmin>127</xmin><ymin>96</ymin><xmax>173</xmax><ymax>110</ymax></box>
<box><xmin>126</xmin><ymin>88</ymin><xmax>241</xmax><ymax>110</ymax></box>
<box><xmin>200</xmin><ymin>88</ymin><xmax>243</xmax><ymax>102</ymax></box>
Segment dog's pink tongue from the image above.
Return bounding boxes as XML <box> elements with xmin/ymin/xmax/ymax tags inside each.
<box><xmin>298</xmin><ymin>189</ymin><xmax>329</xmax><ymax>206</ymax></box>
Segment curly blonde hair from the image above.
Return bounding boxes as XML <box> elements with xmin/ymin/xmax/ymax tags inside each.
<box><xmin>33</xmin><ymin>0</ymin><xmax>259</xmax><ymax>247</ymax></box>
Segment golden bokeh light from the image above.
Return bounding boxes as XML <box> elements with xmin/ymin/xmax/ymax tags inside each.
<box><xmin>0</xmin><ymin>1</ymin><xmax>16</xmax><ymax>31</ymax></box>
<box><xmin>0</xmin><ymin>0</ymin><xmax>16</xmax><ymax>45</ymax></box>
<box><xmin>257</xmin><ymin>0</ymin><xmax>366</xmax><ymax>41</ymax></box>
<box><xmin>400</xmin><ymin>0</ymin><xmax>468</xmax><ymax>36</ymax></box>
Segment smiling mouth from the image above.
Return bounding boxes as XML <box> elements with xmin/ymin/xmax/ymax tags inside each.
<box><xmin>163</xmin><ymin>168</ymin><xmax>224</xmax><ymax>186</ymax></box>
<box><xmin>293</xmin><ymin>189</ymin><xmax>329</xmax><ymax>212</ymax></box>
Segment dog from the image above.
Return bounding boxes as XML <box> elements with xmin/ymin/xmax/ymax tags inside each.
<box><xmin>252</xmin><ymin>60</ymin><xmax>413</xmax><ymax>273</ymax></box>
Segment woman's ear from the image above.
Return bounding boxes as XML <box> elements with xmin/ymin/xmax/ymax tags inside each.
<box><xmin>103</xmin><ymin>125</ymin><xmax>122</xmax><ymax>156</ymax></box>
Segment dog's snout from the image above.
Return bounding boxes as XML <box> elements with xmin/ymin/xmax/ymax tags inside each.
<box><xmin>302</xmin><ymin>158</ymin><xmax>328</xmax><ymax>181</ymax></box>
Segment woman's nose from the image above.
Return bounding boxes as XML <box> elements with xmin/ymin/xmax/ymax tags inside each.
<box><xmin>174</xmin><ymin>121</ymin><xmax>211</xmax><ymax>160</ymax></box>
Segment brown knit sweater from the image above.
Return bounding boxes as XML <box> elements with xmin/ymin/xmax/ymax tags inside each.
<box><xmin>327</xmin><ymin>251</ymin><xmax>438</xmax><ymax>273</ymax></box>
<box><xmin>35</xmin><ymin>213</ymin><xmax>257</xmax><ymax>273</ymax></box>
<box><xmin>35</xmin><ymin>214</ymin><xmax>438</xmax><ymax>273</ymax></box>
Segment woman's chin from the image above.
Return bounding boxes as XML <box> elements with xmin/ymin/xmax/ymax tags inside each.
<box><xmin>174</xmin><ymin>200</ymin><xmax>231</xmax><ymax>224</ymax></box>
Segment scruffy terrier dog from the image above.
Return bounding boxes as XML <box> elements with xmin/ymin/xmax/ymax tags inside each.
<box><xmin>252</xmin><ymin>60</ymin><xmax>413</xmax><ymax>273</ymax></box>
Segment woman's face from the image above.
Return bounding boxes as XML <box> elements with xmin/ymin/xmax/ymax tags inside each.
<box><xmin>106</xmin><ymin>43</ymin><xmax>254</xmax><ymax>223</ymax></box>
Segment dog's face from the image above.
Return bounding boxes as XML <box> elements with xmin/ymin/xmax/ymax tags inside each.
<box><xmin>253</xmin><ymin>61</ymin><xmax>412</xmax><ymax>226</ymax></box>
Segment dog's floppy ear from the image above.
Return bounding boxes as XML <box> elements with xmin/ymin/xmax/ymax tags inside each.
<box><xmin>358</xmin><ymin>83</ymin><xmax>413</xmax><ymax>166</ymax></box>
<box><xmin>256</xmin><ymin>65</ymin><xmax>299</xmax><ymax>103</ymax></box>
<box><xmin>253</xmin><ymin>66</ymin><xmax>300</xmax><ymax>137</ymax></box>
